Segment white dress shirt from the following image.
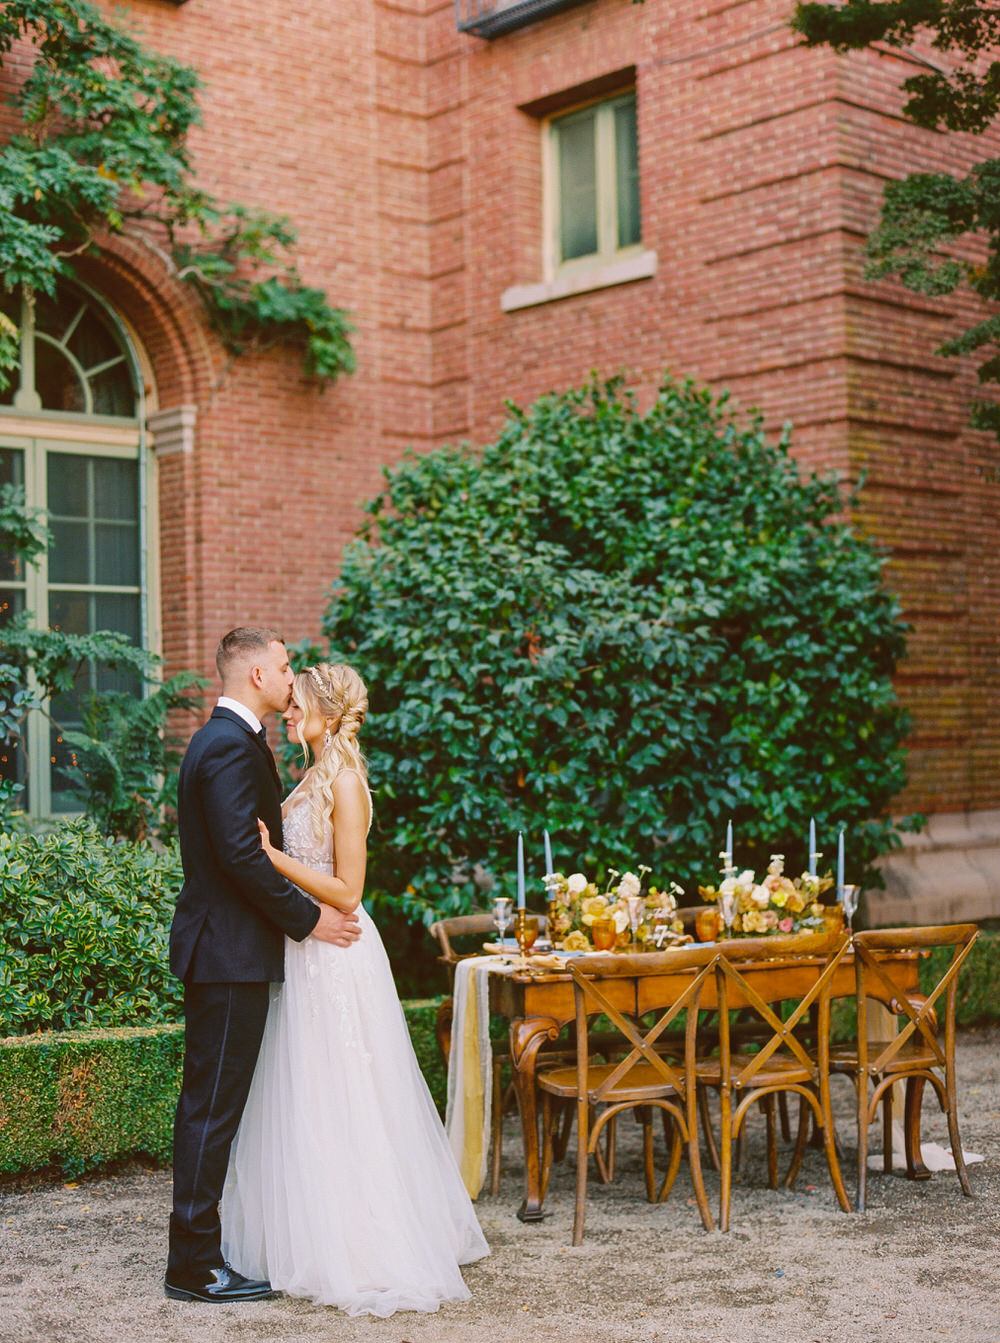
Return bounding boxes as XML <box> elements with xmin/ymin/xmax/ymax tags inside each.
<box><xmin>217</xmin><ymin>695</ymin><xmax>264</xmax><ymax>736</ymax></box>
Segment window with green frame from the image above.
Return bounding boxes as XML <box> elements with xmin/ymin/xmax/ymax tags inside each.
<box><xmin>0</xmin><ymin>285</ymin><xmax>148</xmax><ymax>816</ymax></box>
<box><xmin>549</xmin><ymin>91</ymin><xmax>641</xmax><ymax>271</ymax></box>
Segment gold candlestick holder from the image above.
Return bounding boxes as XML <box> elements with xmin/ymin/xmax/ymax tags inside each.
<box><xmin>513</xmin><ymin>908</ymin><xmax>531</xmax><ymax>966</ymax></box>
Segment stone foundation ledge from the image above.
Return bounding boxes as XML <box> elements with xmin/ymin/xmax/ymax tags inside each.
<box><xmin>870</xmin><ymin>808</ymin><xmax>1000</xmax><ymax>925</ymax></box>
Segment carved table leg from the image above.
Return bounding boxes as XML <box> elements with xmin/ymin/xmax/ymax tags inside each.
<box><xmin>510</xmin><ymin>1015</ymin><xmax>560</xmax><ymax>1223</ymax></box>
<box><xmin>904</xmin><ymin>1075</ymin><xmax>932</xmax><ymax>1180</ymax></box>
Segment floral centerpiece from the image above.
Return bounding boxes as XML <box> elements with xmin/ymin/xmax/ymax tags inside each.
<box><xmin>544</xmin><ymin>865</ymin><xmax>686</xmax><ymax>951</ymax></box>
<box><xmin>698</xmin><ymin>853</ymin><xmax>832</xmax><ymax>936</ymax></box>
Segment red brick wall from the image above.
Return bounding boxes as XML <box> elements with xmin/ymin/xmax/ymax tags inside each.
<box><xmin>3</xmin><ymin>0</ymin><xmax>998</xmax><ymax>818</ymax></box>
<box><xmin>430</xmin><ymin>0</ymin><xmax>1000</xmax><ymax>817</ymax></box>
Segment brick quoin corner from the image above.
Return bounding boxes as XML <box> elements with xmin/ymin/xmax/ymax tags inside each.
<box><xmin>2</xmin><ymin>0</ymin><xmax>998</xmax><ymax>913</ymax></box>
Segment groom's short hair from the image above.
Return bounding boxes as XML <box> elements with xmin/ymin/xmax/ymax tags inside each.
<box><xmin>216</xmin><ymin>625</ymin><xmax>284</xmax><ymax>680</ymax></box>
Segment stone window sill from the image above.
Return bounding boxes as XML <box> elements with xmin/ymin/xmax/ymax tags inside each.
<box><xmin>500</xmin><ymin>249</ymin><xmax>657</xmax><ymax>313</ymax></box>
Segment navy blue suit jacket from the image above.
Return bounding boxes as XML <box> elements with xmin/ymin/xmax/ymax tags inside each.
<box><xmin>170</xmin><ymin>707</ymin><xmax>320</xmax><ymax>983</ymax></box>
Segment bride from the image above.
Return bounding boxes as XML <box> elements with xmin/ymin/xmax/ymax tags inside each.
<box><xmin>221</xmin><ymin>661</ymin><xmax>489</xmax><ymax>1316</ymax></box>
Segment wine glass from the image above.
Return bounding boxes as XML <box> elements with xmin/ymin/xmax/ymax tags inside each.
<box><xmin>841</xmin><ymin>884</ymin><xmax>859</xmax><ymax>932</ymax></box>
<box><xmin>624</xmin><ymin>894</ymin><xmax>645</xmax><ymax>947</ymax></box>
<box><xmin>493</xmin><ymin>896</ymin><xmax>513</xmax><ymax>947</ymax></box>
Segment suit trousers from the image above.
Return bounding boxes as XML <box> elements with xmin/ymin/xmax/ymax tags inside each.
<box><xmin>167</xmin><ymin>980</ymin><xmax>271</xmax><ymax>1280</ymax></box>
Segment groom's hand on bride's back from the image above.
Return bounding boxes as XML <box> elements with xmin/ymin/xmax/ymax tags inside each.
<box><xmin>312</xmin><ymin>904</ymin><xmax>362</xmax><ymax>947</ymax></box>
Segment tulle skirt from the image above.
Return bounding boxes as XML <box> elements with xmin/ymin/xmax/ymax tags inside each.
<box><xmin>221</xmin><ymin>906</ymin><xmax>489</xmax><ymax>1316</ymax></box>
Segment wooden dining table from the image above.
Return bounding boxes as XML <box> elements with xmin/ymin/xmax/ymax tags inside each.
<box><xmin>490</xmin><ymin>946</ymin><xmax>921</xmax><ymax>1222</ymax></box>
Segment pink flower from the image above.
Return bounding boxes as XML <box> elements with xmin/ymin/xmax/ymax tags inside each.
<box><xmin>779</xmin><ymin>917</ymin><xmax>794</xmax><ymax>933</ymax></box>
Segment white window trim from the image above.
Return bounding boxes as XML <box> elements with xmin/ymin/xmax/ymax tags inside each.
<box><xmin>502</xmin><ymin>88</ymin><xmax>655</xmax><ymax>312</ymax></box>
<box><xmin>549</xmin><ymin>92</ymin><xmax>640</xmax><ymax>274</ymax></box>
<box><xmin>501</xmin><ymin>248</ymin><xmax>658</xmax><ymax>312</ymax></box>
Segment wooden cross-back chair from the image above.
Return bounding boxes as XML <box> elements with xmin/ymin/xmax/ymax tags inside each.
<box><xmin>832</xmin><ymin>924</ymin><xmax>980</xmax><ymax>1211</ymax></box>
<box><xmin>537</xmin><ymin>944</ymin><xmax>720</xmax><ymax>1245</ymax></box>
<box><xmin>701</xmin><ymin>930</ymin><xmax>852</xmax><ymax>1231</ymax></box>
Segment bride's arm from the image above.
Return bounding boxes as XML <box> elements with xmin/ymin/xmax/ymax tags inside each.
<box><xmin>258</xmin><ymin>773</ymin><xmax>368</xmax><ymax>914</ymax></box>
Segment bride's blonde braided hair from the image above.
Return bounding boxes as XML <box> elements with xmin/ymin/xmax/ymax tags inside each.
<box><xmin>292</xmin><ymin>661</ymin><xmax>369</xmax><ymax>843</ymax></box>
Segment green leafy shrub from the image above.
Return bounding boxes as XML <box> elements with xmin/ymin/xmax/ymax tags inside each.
<box><xmin>0</xmin><ymin>1002</ymin><xmax>446</xmax><ymax>1177</ymax></box>
<box><xmin>63</xmin><ymin>672</ymin><xmax>206</xmax><ymax>842</ymax></box>
<box><xmin>0</xmin><ymin>822</ymin><xmax>183</xmax><ymax>1034</ymax></box>
<box><xmin>323</xmin><ymin>375</ymin><xmax>913</xmax><ymax>924</ymax></box>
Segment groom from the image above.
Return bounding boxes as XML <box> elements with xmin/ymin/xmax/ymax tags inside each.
<box><xmin>165</xmin><ymin>626</ymin><xmax>361</xmax><ymax>1303</ymax></box>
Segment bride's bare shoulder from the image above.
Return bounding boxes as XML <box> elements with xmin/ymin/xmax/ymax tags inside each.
<box><xmin>332</xmin><ymin>769</ymin><xmax>368</xmax><ymax>810</ymax></box>
<box><xmin>331</xmin><ymin>768</ymin><xmax>373</xmax><ymax>833</ymax></box>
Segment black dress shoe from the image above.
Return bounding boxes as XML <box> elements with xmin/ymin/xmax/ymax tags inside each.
<box><xmin>164</xmin><ymin>1262</ymin><xmax>277</xmax><ymax>1302</ymax></box>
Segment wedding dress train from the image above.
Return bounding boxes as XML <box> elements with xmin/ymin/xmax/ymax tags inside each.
<box><xmin>221</xmin><ymin>776</ymin><xmax>489</xmax><ymax>1316</ymax></box>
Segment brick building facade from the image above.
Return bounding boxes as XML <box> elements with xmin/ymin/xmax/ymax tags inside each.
<box><xmin>2</xmin><ymin>0</ymin><xmax>998</xmax><ymax>913</ymax></box>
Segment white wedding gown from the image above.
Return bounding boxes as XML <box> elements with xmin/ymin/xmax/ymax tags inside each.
<box><xmin>221</xmin><ymin>775</ymin><xmax>489</xmax><ymax>1316</ymax></box>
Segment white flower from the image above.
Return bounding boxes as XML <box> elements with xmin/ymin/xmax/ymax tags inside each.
<box><xmin>751</xmin><ymin>883</ymin><xmax>771</xmax><ymax>908</ymax></box>
<box><xmin>719</xmin><ymin>876</ymin><xmax>738</xmax><ymax>897</ymax></box>
<box><xmin>613</xmin><ymin>907</ymin><xmax>630</xmax><ymax>934</ymax></box>
<box><xmin>738</xmin><ymin>869</ymin><xmax>755</xmax><ymax>888</ymax></box>
<box><xmin>616</xmin><ymin>871</ymin><xmax>642</xmax><ymax>900</ymax></box>
<box><xmin>566</xmin><ymin>872</ymin><xmax>588</xmax><ymax>895</ymax></box>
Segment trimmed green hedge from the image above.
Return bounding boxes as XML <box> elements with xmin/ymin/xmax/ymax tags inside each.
<box><xmin>0</xmin><ymin>998</ymin><xmax>445</xmax><ymax>1179</ymax></box>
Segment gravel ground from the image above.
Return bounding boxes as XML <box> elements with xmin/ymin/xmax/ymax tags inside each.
<box><xmin>2</xmin><ymin>1027</ymin><xmax>998</xmax><ymax>1343</ymax></box>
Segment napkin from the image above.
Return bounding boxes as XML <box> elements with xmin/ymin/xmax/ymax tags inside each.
<box><xmin>867</xmin><ymin>1119</ymin><xmax>985</xmax><ymax>1171</ymax></box>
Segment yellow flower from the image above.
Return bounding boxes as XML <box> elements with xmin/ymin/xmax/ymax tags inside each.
<box><xmin>562</xmin><ymin>930</ymin><xmax>590</xmax><ymax>952</ymax></box>
<box><xmin>580</xmin><ymin>895</ymin><xmax>609</xmax><ymax>926</ymax></box>
<box><xmin>771</xmin><ymin>890</ymin><xmax>787</xmax><ymax>909</ymax></box>
<box><xmin>787</xmin><ymin>892</ymin><xmax>805</xmax><ymax>914</ymax></box>
<box><xmin>743</xmin><ymin>909</ymin><xmax>765</xmax><ymax>933</ymax></box>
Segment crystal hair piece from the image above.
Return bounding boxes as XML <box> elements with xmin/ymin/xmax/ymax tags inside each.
<box><xmin>307</xmin><ymin>666</ymin><xmax>327</xmax><ymax>694</ymax></box>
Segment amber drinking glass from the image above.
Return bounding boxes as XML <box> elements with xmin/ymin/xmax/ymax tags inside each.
<box><xmin>695</xmin><ymin>908</ymin><xmax>720</xmax><ymax>942</ymax></box>
<box><xmin>591</xmin><ymin>917</ymin><xmax>616</xmax><ymax>951</ymax></box>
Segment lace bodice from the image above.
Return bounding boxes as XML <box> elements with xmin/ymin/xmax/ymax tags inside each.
<box><xmin>281</xmin><ymin>769</ymin><xmax>373</xmax><ymax>878</ymax></box>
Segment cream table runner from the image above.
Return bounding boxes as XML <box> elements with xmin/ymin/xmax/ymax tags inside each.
<box><xmin>444</xmin><ymin>955</ymin><xmax>516</xmax><ymax>1199</ymax></box>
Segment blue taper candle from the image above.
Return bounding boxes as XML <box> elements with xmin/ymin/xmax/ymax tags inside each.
<box><xmin>837</xmin><ymin>829</ymin><xmax>845</xmax><ymax>898</ymax></box>
<box><xmin>725</xmin><ymin>819</ymin><xmax>733</xmax><ymax>862</ymax></box>
<box><xmin>517</xmin><ymin>831</ymin><xmax>526</xmax><ymax>909</ymax></box>
<box><xmin>544</xmin><ymin>829</ymin><xmax>554</xmax><ymax>878</ymax></box>
<box><xmin>809</xmin><ymin>817</ymin><xmax>817</xmax><ymax>877</ymax></box>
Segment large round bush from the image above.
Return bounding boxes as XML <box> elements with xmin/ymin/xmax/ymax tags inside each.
<box><xmin>324</xmin><ymin>376</ymin><xmax>911</xmax><ymax>922</ymax></box>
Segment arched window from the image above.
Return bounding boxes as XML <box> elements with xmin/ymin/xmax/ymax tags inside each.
<box><xmin>0</xmin><ymin>283</ymin><xmax>151</xmax><ymax>817</ymax></box>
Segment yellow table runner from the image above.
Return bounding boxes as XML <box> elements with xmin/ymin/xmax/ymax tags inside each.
<box><xmin>444</xmin><ymin>955</ymin><xmax>515</xmax><ymax>1199</ymax></box>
